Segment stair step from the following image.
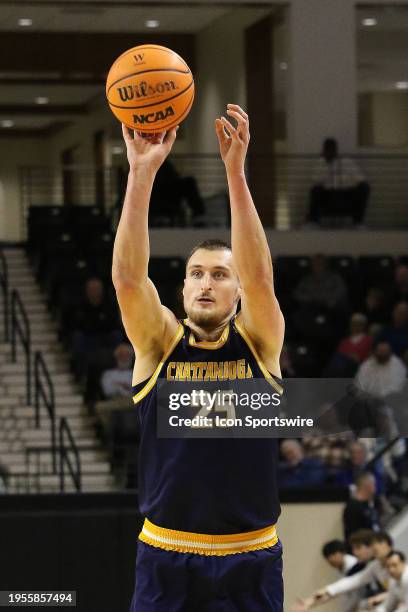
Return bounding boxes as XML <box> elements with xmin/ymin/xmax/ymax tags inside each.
<box><xmin>7</xmin><ymin>382</ymin><xmax>78</xmax><ymax>396</ymax></box>
<box><xmin>1</xmin><ymin>361</ymin><xmax>67</xmax><ymax>375</ymax></box>
<box><xmin>7</xmin><ymin>458</ymin><xmax>110</xmax><ymax>473</ymax></box>
<box><xmin>0</xmin><ymin>440</ymin><xmax>23</xmax><ymax>452</ymax></box>
<box><xmin>4</xmin><ymin>372</ymin><xmax>73</xmax><ymax>384</ymax></box>
<box><xmin>21</xmin><ymin>430</ymin><xmax>96</xmax><ymax>443</ymax></box>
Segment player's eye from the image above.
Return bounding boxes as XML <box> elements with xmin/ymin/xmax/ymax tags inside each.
<box><xmin>213</xmin><ymin>271</ymin><xmax>225</xmax><ymax>279</ymax></box>
<box><xmin>191</xmin><ymin>270</ymin><xmax>202</xmax><ymax>278</ymax></box>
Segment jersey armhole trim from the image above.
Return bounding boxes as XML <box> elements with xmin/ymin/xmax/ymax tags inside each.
<box><xmin>132</xmin><ymin>322</ymin><xmax>184</xmax><ymax>405</ymax></box>
<box><xmin>234</xmin><ymin>315</ymin><xmax>284</xmax><ymax>395</ymax></box>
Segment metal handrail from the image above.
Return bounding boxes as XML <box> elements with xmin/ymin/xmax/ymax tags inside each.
<box><xmin>0</xmin><ymin>249</ymin><xmax>9</xmax><ymax>342</ymax></box>
<box><xmin>10</xmin><ymin>289</ymin><xmax>31</xmax><ymax>406</ymax></box>
<box><xmin>59</xmin><ymin>417</ymin><xmax>81</xmax><ymax>493</ymax></box>
<box><xmin>367</xmin><ymin>437</ymin><xmax>402</xmax><ymax>469</ymax></box>
<box><xmin>34</xmin><ymin>351</ymin><xmax>57</xmax><ymax>473</ymax></box>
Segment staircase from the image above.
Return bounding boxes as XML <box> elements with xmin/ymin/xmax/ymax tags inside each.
<box><xmin>0</xmin><ymin>247</ymin><xmax>118</xmax><ymax>493</ymax></box>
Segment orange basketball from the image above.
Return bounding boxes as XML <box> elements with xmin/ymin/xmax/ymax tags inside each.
<box><xmin>106</xmin><ymin>44</ymin><xmax>194</xmax><ymax>133</ymax></box>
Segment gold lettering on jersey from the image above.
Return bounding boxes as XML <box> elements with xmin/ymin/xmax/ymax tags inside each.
<box><xmin>166</xmin><ymin>359</ymin><xmax>254</xmax><ymax>381</ymax></box>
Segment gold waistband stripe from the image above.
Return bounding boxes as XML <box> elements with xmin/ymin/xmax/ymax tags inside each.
<box><xmin>139</xmin><ymin>518</ymin><xmax>278</xmax><ymax>556</ymax></box>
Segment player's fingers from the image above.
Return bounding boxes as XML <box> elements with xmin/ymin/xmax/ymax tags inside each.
<box><xmin>227</xmin><ymin>103</ymin><xmax>249</xmax><ymax>121</ymax></box>
<box><xmin>220</xmin><ymin>116</ymin><xmax>237</xmax><ymax>139</ymax></box>
<box><xmin>226</xmin><ymin>109</ymin><xmax>248</xmax><ymax>132</ymax></box>
<box><xmin>215</xmin><ymin>118</ymin><xmax>228</xmax><ymax>142</ymax></box>
<box><xmin>164</xmin><ymin>127</ymin><xmax>178</xmax><ymax>146</ymax></box>
<box><xmin>122</xmin><ymin>124</ymin><xmax>134</xmax><ymax>142</ymax></box>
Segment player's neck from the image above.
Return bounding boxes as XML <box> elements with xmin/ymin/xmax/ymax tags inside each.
<box><xmin>185</xmin><ymin>317</ymin><xmax>230</xmax><ymax>342</ymax></box>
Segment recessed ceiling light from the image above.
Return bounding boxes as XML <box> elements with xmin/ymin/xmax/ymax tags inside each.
<box><xmin>35</xmin><ymin>96</ymin><xmax>49</xmax><ymax>105</ymax></box>
<box><xmin>18</xmin><ymin>18</ymin><xmax>33</xmax><ymax>27</ymax></box>
<box><xmin>396</xmin><ymin>81</ymin><xmax>408</xmax><ymax>90</ymax></box>
<box><xmin>279</xmin><ymin>62</ymin><xmax>288</xmax><ymax>71</ymax></box>
<box><xmin>362</xmin><ymin>17</ymin><xmax>377</xmax><ymax>27</ymax></box>
<box><xmin>145</xmin><ymin>19</ymin><xmax>160</xmax><ymax>28</ymax></box>
<box><xmin>1</xmin><ymin>120</ymin><xmax>14</xmax><ymax>128</ymax></box>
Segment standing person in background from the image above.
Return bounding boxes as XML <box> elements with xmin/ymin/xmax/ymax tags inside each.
<box><xmin>308</xmin><ymin>138</ymin><xmax>370</xmax><ymax>226</ymax></box>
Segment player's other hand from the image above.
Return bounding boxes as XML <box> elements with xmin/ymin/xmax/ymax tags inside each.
<box><xmin>215</xmin><ymin>104</ymin><xmax>249</xmax><ymax>175</ymax></box>
<box><xmin>122</xmin><ymin>125</ymin><xmax>178</xmax><ymax>174</ymax></box>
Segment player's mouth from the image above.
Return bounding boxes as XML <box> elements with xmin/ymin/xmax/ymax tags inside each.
<box><xmin>196</xmin><ymin>296</ymin><xmax>215</xmax><ymax>305</ymax></box>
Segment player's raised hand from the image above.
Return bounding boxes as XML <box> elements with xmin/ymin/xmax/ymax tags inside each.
<box><xmin>122</xmin><ymin>124</ymin><xmax>178</xmax><ymax>173</ymax></box>
<box><xmin>215</xmin><ymin>104</ymin><xmax>250</xmax><ymax>175</ymax></box>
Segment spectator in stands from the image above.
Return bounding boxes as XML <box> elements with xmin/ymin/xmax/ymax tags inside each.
<box><xmin>69</xmin><ymin>277</ymin><xmax>123</xmax><ymax>380</ymax></box>
<box><xmin>95</xmin><ymin>343</ymin><xmax>134</xmax><ymax>432</ymax></box>
<box><xmin>348</xmin><ymin>530</ymin><xmax>383</xmax><ymax>606</ymax></box>
<box><xmin>101</xmin><ymin>343</ymin><xmax>134</xmax><ymax>400</ymax></box>
<box><xmin>343</xmin><ymin>472</ymin><xmax>382</xmax><ymax>540</ymax></box>
<box><xmin>333</xmin><ymin>441</ymin><xmax>384</xmax><ymax>492</ymax></box>
<box><xmin>278</xmin><ymin>439</ymin><xmax>325</xmax><ymax>487</ymax></box>
<box><xmin>355</xmin><ymin>341</ymin><xmax>406</xmax><ymax>399</ymax></box>
<box><xmin>150</xmin><ymin>159</ymin><xmax>205</xmax><ymax>226</ymax></box>
<box><xmin>389</xmin><ymin>264</ymin><xmax>408</xmax><ymax>307</ymax></box>
<box><xmin>324</xmin><ymin>313</ymin><xmax>373</xmax><ymax>377</ymax></box>
<box><xmin>308</xmin><ymin>138</ymin><xmax>370</xmax><ymax>226</ymax></box>
<box><xmin>322</xmin><ymin>540</ymin><xmax>359</xmax><ymax>612</ymax></box>
<box><xmin>363</xmin><ymin>287</ymin><xmax>389</xmax><ymax>326</ymax></box>
<box><xmin>295</xmin><ymin>532</ymin><xmax>393</xmax><ymax>610</ymax></box>
<box><xmin>376</xmin><ymin>302</ymin><xmax>408</xmax><ymax>359</ymax></box>
<box><xmin>293</xmin><ymin>254</ymin><xmax>349</xmax><ymax>314</ymax></box>
<box><xmin>374</xmin><ymin>551</ymin><xmax>408</xmax><ymax>612</ymax></box>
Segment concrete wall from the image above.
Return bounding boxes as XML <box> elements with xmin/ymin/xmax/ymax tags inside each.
<box><xmin>280</xmin><ymin>502</ymin><xmax>343</xmax><ymax>612</ymax></box>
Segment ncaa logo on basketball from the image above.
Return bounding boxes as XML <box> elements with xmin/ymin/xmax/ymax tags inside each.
<box><xmin>133</xmin><ymin>106</ymin><xmax>175</xmax><ymax>125</ymax></box>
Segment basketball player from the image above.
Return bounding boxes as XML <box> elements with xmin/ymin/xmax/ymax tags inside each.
<box><xmin>112</xmin><ymin>104</ymin><xmax>285</xmax><ymax>611</ymax></box>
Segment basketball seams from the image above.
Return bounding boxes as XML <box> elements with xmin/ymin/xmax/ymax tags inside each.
<box><xmin>107</xmin><ymin>44</ymin><xmax>193</xmax><ymax>132</ymax></box>
<box><xmin>107</xmin><ymin>45</ymin><xmax>189</xmax><ymax>83</ymax></box>
<box><xmin>108</xmin><ymin>79</ymin><xmax>194</xmax><ymax>110</ymax></box>
<box><xmin>106</xmin><ymin>68</ymin><xmax>191</xmax><ymax>96</ymax></box>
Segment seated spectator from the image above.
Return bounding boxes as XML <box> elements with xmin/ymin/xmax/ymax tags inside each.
<box><xmin>343</xmin><ymin>472</ymin><xmax>382</xmax><ymax>540</ymax></box>
<box><xmin>293</xmin><ymin>254</ymin><xmax>349</xmax><ymax>314</ymax></box>
<box><xmin>389</xmin><ymin>264</ymin><xmax>408</xmax><ymax>307</ymax></box>
<box><xmin>278</xmin><ymin>439</ymin><xmax>325</xmax><ymax>487</ymax></box>
<box><xmin>94</xmin><ymin>343</ymin><xmax>134</xmax><ymax>431</ymax></box>
<box><xmin>308</xmin><ymin>138</ymin><xmax>370</xmax><ymax>226</ymax></box>
<box><xmin>324</xmin><ymin>313</ymin><xmax>373</xmax><ymax>377</ymax></box>
<box><xmin>363</xmin><ymin>287</ymin><xmax>389</xmax><ymax>326</ymax></box>
<box><xmin>337</xmin><ymin>441</ymin><xmax>385</xmax><ymax>494</ymax></box>
<box><xmin>376</xmin><ymin>302</ymin><xmax>408</xmax><ymax>359</ymax></box>
<box><xmin>101</xmin><ymin>343</ymin><xmax>134</xmax><ymax>399</ymax></box>
<box><xmin>69</xmin><ymin>277</ymin><xmax>123</xmax><ymax>381</ymax></box>
<box><xmin>355</xmin><ymin>341</ymin><xmax>406</xmax><ymax>399</ymax></box>
<box><xmin>150</xmin><ymin>159</ymin><xmax>205</xmax><ymax>226</ymax></box>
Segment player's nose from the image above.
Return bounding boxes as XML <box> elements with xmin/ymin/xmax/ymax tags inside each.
<box><xmin>200</xmin><ymin>273</ymin><xmax>213</xmax><ymax>290</ymax></box>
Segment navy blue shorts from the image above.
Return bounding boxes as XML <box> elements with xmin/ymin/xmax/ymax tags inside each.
<box><xmin>130</xmin><ymin>539</ymin><xmax>283</xmax><ymax>611</ymax></box>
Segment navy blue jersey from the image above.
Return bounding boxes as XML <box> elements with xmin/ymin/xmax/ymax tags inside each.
<box><xmin>132</xmin><ymin>314</ymin><xmax>283</xmax><ymax>535</ymax></box>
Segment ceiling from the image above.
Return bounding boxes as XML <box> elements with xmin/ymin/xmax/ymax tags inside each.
<box><xmin>1</xmin><ymin>2</ymin><xmax>408</xmax><ymax>135</ymax></box>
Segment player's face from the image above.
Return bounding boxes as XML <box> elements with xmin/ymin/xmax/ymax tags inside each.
<box><xmin>183</xmin><ymin>249</ymin><xmax>240</xmax><ymax>328</ymax></box>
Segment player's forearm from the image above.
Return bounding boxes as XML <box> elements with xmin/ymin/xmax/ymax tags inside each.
<box><xmin>112</xmin><ymin>167</ymin><xmax>155</xmax><ymax>286</ymax></box>
<box><xmin>228</xmin><ymin>171</ymin><xmax>273</xmax><ymax>287</ymax></box>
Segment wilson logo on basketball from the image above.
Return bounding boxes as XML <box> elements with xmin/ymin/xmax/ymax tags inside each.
<box><xmin>117</xmin><ymin>80</ymin><xmax>178</xmax><ymax>102</ymax></box>
<box><xmin>133</xmin><ymin>53</ymin><xmax>145</xmax><ymax>63</ymax></box>
<box><xmin>133</xmin><ymin>106</ymin><xmax>175</xmax><ymax>125</ymax></box>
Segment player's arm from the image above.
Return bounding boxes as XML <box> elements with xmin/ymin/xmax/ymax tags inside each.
<box><xmin>112</xmin><ymin>126</ymin><xmax>179</xmax><ymax>353</ymax></box>
<box><xmin>215</xmin><ymin>105</ymin><xmax>284</xmax><ymax>362</ymax></box>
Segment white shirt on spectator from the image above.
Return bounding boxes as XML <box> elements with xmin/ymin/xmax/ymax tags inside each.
<box><xmin>355</xmin><ymin>356</ymin><xmax>406</xmax><ymax>398</ymax></box>
<box><xmin>313</xmin><ymin>158</ymin><xmax>365</xmax><ymax>189</ymax></box>
<box><xmin>326</xmin><ymin>559</ymin><xmax>389</xmax><ymax>598</ymax></box>
<box><xmin>340</xmin><ymin>554</ymin><xmax>362</xmax><ymax>612</ymax></box>
<box><xmin>101</xmin><ymin>368</ymin><xmax>132</xmax><ymax>398</ymax></box>
<box><xmin>376</xmin><ymin>565</ymin><xmax>408</xmax><ymax>612</ymax></box>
